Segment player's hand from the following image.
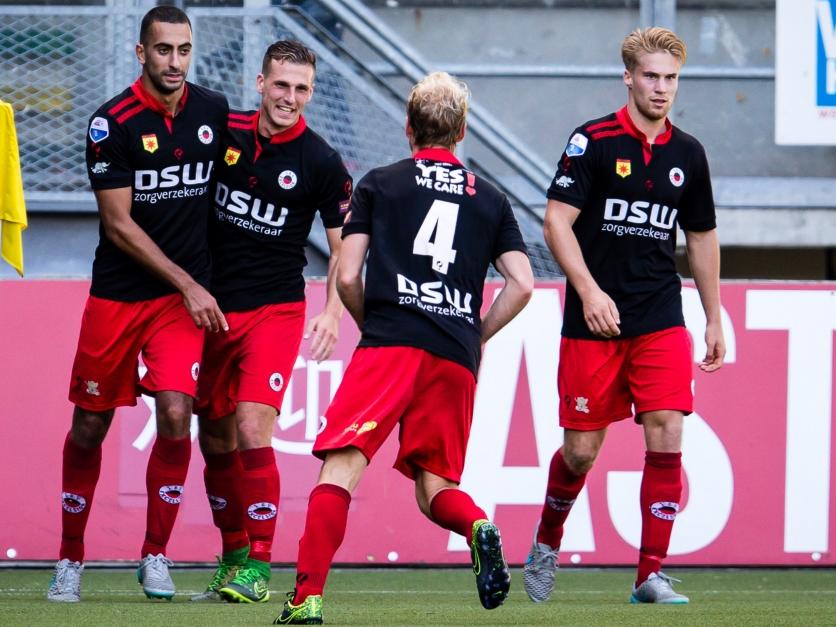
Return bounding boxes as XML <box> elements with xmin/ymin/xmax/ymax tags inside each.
<box><xmin>305</xmin><ymin>311</ymin><xmax>339</xmax><ymax>362</ymax></box>
<box><xmin>582</xmin><ymin>288</ymin><xmax>621</xmax><ymax>338</ymax></box>
<box><xmin>182</xmin><ymin>283</ymin><xmax>228</xmax><ymax>333</ymax></box>
<box><xmin>699</xmin><ymin>320</ymin><xmax>725</xmax><ymax>372</ymax></box>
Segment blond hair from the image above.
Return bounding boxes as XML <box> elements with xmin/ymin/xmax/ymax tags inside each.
<box><xmin>621</xmin><ymin>27</ymin><xmax>687</xmax><ymax>72</ymax></box>
<box><xmin>406</xmin><ymin>71</ymin><xmax>470</xmax><ymax>149</ymax></box>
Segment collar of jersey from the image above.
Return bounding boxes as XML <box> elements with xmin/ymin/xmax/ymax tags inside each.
<box><xmin>616</xmin><ymin>106</ymin><xmax>672</xmax><ymax>147</ymax></box>
<box><xmin>413</xmin><ymin>148</ymin><xmax>462</xmax><ymax>166</ymax></box>
<box><xmin>130</xmin><ymin>78</ymin><xmax>189</xmax><ymax>120</ymax></box>
<box><xmin>255</xmin><ymin>113</ymin><xmax>307</xmax><ymax>144</ymax></box>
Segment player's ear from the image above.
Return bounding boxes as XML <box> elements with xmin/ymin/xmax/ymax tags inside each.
<box><xmin>256</xmin><ymin>73</ymin><xmax>265</xmax><ymax>95</ymax></box>
<box><xmin>136</xmin><ymin>43</ymin><xmax>145</xmax><ymax>66</ymax></box>
<box><xmin>405</xmin><ymin>119</ymin><xmax>414</xmax><ymax>141</ymax></box>
<box><xmin>457</xmin><ymin>123</ymin><xmax>466</xmax><ymax>143</ymax></box>
<box><xmin>623</xmin><ymin>68</ymin><xmax>633</xmax><ymax>89</ymax></box>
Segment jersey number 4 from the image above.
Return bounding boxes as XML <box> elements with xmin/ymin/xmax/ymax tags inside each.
<box><xmin>413</xmin><ymin>199</ymin><xmax>459</xmax><ymax>274</ymax></box>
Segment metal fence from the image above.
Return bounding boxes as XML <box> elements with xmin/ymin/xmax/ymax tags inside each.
<box><xmin>1</xmin><ymin>5</ymin><xmax>406</xmax><ymax>210</ymax></box>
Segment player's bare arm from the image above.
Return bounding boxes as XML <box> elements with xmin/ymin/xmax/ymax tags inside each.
<box><xmin>480</xmin><ymin>250</ymin><xmax>534</xmax><ymax>344</ymax></box>
<box><xmin>685</xmin><ymin>228</ymin><xmax>725</xmax><ymax>372</ymax></box>
<box><xmin>305</xmin><ymin>226</ymin><xmax>345</xmax><ymax>362</ymax></box>
<box><xmin>336</xmin><ymin>232</ymin><xmax>369</xmax><ymax>329</ymax></box>
<box><xmin>543</xmin><ymin>198</ymin><xmax>621</xmax><ymax>338</ymax></box>
<box><xmin>95</xmin><ymin>187</ymin><xmax>228</xmax><ymax>332</ymax></box>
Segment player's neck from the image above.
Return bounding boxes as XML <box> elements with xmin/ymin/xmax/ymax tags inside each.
<box><xmin>625</xmin><ymin>101</ymin><xmax>667</xmax><ymax>144</ymax></box>
<box><xmin>411</xmin><ymin>143</ymin><xmax>456</xmax><ymax>156</ymax></box>
<box><xmin>140</xmin><ymin>76</ymin><xmax>184</xmax><ymax>116</ymax></box>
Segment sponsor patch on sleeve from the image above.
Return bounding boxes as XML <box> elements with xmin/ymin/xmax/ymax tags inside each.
<box><xmin>89</xmin><ymin>116</ymin><xmax>109</xmax><ymax>143</ymax></box>
<box><xmin>565</xmin><ymin>132</ymin><xmax>588</xmax><ymax>157</ymax></box>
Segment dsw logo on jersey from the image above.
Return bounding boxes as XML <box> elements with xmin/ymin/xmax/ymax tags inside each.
<box><xmin>414</xmin><ymin>162</ymin><xmax>470</xmax><ymax>195</ymax></box>
<box><xmin>214</xmin><ymin>182</ymin><xmax>289</xmax><ymax>234</ymax></box>
<box><xmin>134</xmin><ymin>161</ymin><xmax>213</xmax><ymax>190</ymax></box>
<box><xmin>601</xmin><ymin>198</ymin><xmax>678</xmax><ymax>241</ymax></box>
<box><xmin>397</xmin><ymin>273</ymin><xmax>475</xmax><ymax>324</ymax></box>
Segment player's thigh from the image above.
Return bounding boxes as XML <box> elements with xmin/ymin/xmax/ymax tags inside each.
<box><xmin>313</xmin><ymin>347</ymin><xmax>421</xmax><ymax>463</ymax></box>
<box><xmin>627</xmin><ymin>326</ymin><xmax>693</xmax><ymax>415</ymax></box>
<box><xmin>141</xmin><ymin>294</ymin><xmax>204</xmax><ymax>398</ymax></box>
<box><xmin>396</xmin><ymin>354</ymin><xmax>476</xmax><ymax>483</ymax></box>
<box><xmin>69</xmin><ymin>295</ymin><xmax>146</xmax><ymax>411</ymax></box>
<box><xmin>557</xmin><ymin>336</ymin><xmax>632</xmax><ymax>430</ymax></box>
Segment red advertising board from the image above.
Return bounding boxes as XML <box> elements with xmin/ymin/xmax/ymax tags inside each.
<box><xmin>0</xmin><ymin>280</ymin><xmax>834</xmax><ymax>566</ymax></box>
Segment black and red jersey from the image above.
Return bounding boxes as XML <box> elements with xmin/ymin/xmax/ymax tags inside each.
<box><xmin>343</xmin><ymin>148</ymin><xmax>527</xmax><ymax>376</ymax></box>
<box><xmin>547</xmin><ymin>106</ymin><xmax>716</xmax><ymax>339</ymax></box>
<box><xmin>85</xmin><ymin>79</ymin><xmax>228</xmax><ymax>301</ymax></box>
<box><xmin>209</xmin><ymin>113</ymin><xmax>351</xmax><ymax>312</ymax></box>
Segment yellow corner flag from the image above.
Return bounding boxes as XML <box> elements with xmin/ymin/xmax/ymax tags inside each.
<box><xmin>1</xmin><ymin>100</ymin><xmax>27</xmax><ymax>276</ymax></box>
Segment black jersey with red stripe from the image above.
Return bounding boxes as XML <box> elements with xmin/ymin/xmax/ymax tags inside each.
<box><xmin>209</xmin><ymin>113</ymin><xmax>351</xmax><ymax>312</ymax></box>
<box><xmin>547</xmin><ymin>106</ymin><xmax>716</xmax><ymax>339</ymax></box>
<box><xmin>85</xmin><ymin>79</ymin><xmax>228</xmax><ymax>301</ymax></box>
<box><xmin>343</xmin><ymin>148</ymin><xmax>527</xmax><ymax>376</ymax></box>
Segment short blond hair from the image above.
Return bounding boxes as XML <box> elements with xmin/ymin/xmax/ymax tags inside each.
<box><xmin>406</xmin><ymin>71</ymin><xmax>470</xmax><ymax>149</ymax></box>
<box><xmin>621</xmin><ymin>27</ymin><xmax>687</xmax><ymax>72</ymax></box>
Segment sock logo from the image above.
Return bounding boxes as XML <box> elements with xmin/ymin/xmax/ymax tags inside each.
<box><xmin>61</xmin><ymin>492</ymin><xmax>87</xmax><ymax>514</ymax></box>
<box><xmin>248</xmin><ymin>501</ymin><xmax>278</xmax><ymax>520</ymax></box>
<box><xmin>650</xmin><ymin>500</ymin><xmax>680</xmax><ymax>521</ymax></box>
<box><xmin>158</xmin><ymin>485</ymin><xmax>184</xmax><ymax>505</ymax></box>
<box><xmin>208</xmin><ymin>494</ymin><xmax>227</xmax><ymax>511</ymax></box>
<box><xmin>546</xmin><ymin>495</ymin><xmax>575</xmax><ymax>512</ymax></box>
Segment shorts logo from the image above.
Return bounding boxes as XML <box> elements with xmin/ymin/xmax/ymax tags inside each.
<box><xmin>278</xmin><ymin>170</ymin><xmax>297</xmax><ymax>190</ymax></box>
<box><xmin>669</xmin><ymin>167</ymin><xmax>685</xmax><ymax>187</ymax></box>
<box><xmin>224</xmin><ymin>147</ymin><xmax>241</xmax><ymax>166</ymax></box>
<box><xmin>565</xmin><ymin>132</ymin><xmax>588</xmax><ymax>157</ymax></box>
<box><xmin>208</xmin><ymin>494</ymin><xmax>227</xmax><ymax>511</ymax></box>
<box><xmin>344</xmin><ymin>420</ymin><xmax>378</xmax><ymax>435</ymax></box>
<box><xmin>616</xmin><ymin>159</ymin><xmax>631</xmax><ymax>178</ymax></box>
<box><xmin>554</xmin><ymin>175</ymin><xmax>574</xmax><ymax>188</ymax></box>
<box><xmin>191</xmin><ymin>362</ymin><xmax>200</xmax><ymax>382</ymax></box>
<box><xmin>248</xmin><ymin>501</ymin><xmax>278</xmax><ymax>521</ymax></box>
<box><xmin>158</xmin><ymin>485</ymin><xmax>184</xmax><ymax>505</ymax></box>
<box><xmin>318</xmin><ymin>416</ymin><xmax>327</xmax><ymax>435</ymax></box>
<box><xmin>269</xmin><ymin>373</ymin><xmax>284</xmax><ymax>392</ymax></box>
<box><xmin>574</xmin><ymin>397</ymin><xmax>590</xmax><ymax>413</ymax></box>
<box><xmin>90</xmin><ymin>162</ymin><xmax>110</xmax><ymax>175</ymax></box>
<box><xmin>89</xmin><ymin>116</ymin><xmax>109</xmax><ymax>143</ymax></box>
<box><xmin>650</xmin><ymin>500</ymin><xmax>680</xmax><ymax>521</ymax></box>
<box><xmin>546</xmin><ymin>495</ymin><xmax>575</xmax><ymax>512</ymax></box>
<box><xmin>62</xmin><ymin>492</ymin><xmax>87</xmax><ymax>514</ymax></box>
<box><xmin>197</xmin><ymin>124</ymin><xmax>214</xmax><ymax>144</ymax></box>
<box><xmin>85</xmin><ymin>380</ymin><xmax>101</xmax><ymax>396</ymax></box>
<box><xmin>142</xmin><ymin>133</ymin><xmax>159</xmax><ymax>154</ymax></box>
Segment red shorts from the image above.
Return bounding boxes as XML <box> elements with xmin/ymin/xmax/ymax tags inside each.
<box><xmin>314</xmin><ymin>346</ymin><xmax>476</xmax><ymax>482</ymax></box>
<box><xmin>195</xmin><ymin>301</ymin><xmax>306</xmax><ymax>420</ymax></box>
<box><xmin>69</xmin><ymin>294</ymin><xmax>203</xmax><ymax>411</ymax></box>
<box><xmin>558</xmin><ymin>326</ymin><xmax>693</xmax><ymax>431</ymax></box>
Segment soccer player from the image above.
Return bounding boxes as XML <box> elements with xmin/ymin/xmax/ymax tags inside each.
<box><xmin>274</xmin><ymin>71</ymin><xmax>534</xmax><ymax>625</ymax></box>
<box><xmin>524</xmin><ymin>27</ymin><xmax>725</xmax><ymax>605</ymax></box>
<box><xmin>47</xmin><ymin>6</ymin><xmax>228</xmax><ymax>603</ymax></box>
<box><xmin>190</xmin><ymin>41</ymin><xmax>352</xmax><ymax>604</ymax></box>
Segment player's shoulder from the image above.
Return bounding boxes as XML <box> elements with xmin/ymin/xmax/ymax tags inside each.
<box><xmin>90</xmin><ymin>85</ymin><xmax>134</xmax><ymax>125</ymax></box>
<box><xmin>186</xmin><ymin>82</ymin><xmax>229</xmax><ymax>112</ymax></box>
<box><xmin>300</xmin><ymin>125</ymin><xmax>345</xmax><ymax>165</ymax></box>
<box><xmin>579</xmin><ymin>111</ymin><xmax>621</xmax><ymax>141</ymax></box>
<box><xmin>669</xmin><ymin>124</ymin><xmax>707</xmax><ymax>155</ymax></box>
<box><xmin>225</xmin><ymin>109</ymin><xmax>258</xmax><ymax>140</ymax></box>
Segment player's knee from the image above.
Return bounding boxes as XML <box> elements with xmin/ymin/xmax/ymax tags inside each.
<box><xmin>71</xmin><ymin>407</ymin><xmax>114</xmax><ymax>447</ymax></box>
<box><xmin>562</xmin><ymin>447</ymin><xmax>598</xmax><ymax>475</ymax></box>
<box><xmin>155</xmin><ymin>395</ymin><xmax>193</xmax><ymax>438</ymax></box>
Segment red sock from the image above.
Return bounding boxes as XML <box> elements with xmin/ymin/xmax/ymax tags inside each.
<box><xmin>429</xmin><ymin>488</ymin><xmax>487</xmax><ymax>545</ymax></box>
<box><xmin>59</xmin><ymin>433</ymin><xmax>102</xmax><ymax>563</ymax></box>
<box><xmin>537</xmin><ymin>449</ymin><xmax>587</xmax><ymax>549</ymax></box>
<box><xmin>203</xmin><ymin>450</ymin><xmax>249</xmax><ymax>555</ymax></box>
<box><xmin>637</xmin><ymin>451</ymin><xmax>682</xmax><ymax>585</ymax></box>
<box><xmin>294</xmin><ymin>483</ymin><xmax>351</xmax><ymax>604</ymax></box>
<box><xmin>141</xmin><ymin>435</ymin><xmax>190</xmax><ymax>557</ymax></box>
<box><xmin>240</xmin><ymin>447</ymin><xmax>280</xmax><ymax>563</ymax></box>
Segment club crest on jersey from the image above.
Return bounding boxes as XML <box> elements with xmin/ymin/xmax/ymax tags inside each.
<box><xmin>278</xmin><ymin>170</ymin><xmax>298</xmax><ymax>190</ymax></box>
<box><xmin>142</xmin><ymin>133</ymin><xmax>159</xmax><ymax>153</ymax></box>
<box><xmin>565</xmin><ymin>132</ymin><xmax>588</xmax><ymax>157</ymax></box>
<box><xmin>616</xmin><ymin>158</ymin><xmax>631</xmax><ymax>178</ymax></box>
<box><xmin>197</xmin><ymin>124</ymin><xmax>214</xmax><ymax>144</ymax></box>
<box><xmin>669</xmin><ymin>167</ymin><xmax>685</xmax><ymax>187</ymax></box>
<box><xmin>224</xmin><ymin>147</ymin><xmax>241</xmax><ymax>166</ymax></box>
<box><xmin>89</xmin><ymin>116</ymin><xmax>109</xmax><ymax>143</ymax></box>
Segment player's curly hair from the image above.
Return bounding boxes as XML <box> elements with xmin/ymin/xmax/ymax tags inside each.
<box><xmin>139</xmin><ymin>6</ymin><xmax>191</xmax><ymax>46</ymax></box>
<box><xmin>262</xmin><ymin>40</ymin><xmax>317</xmax><ymax>76</ymax></box>
<box><xmin>621</xmin><ymin>27</ymin><xmax>687</xmax><ymax>72</ymax></box>
<box><xmin>407</xmin><ymin>72</ymin><xmax>470</xmax><ymax>150</ymax></box>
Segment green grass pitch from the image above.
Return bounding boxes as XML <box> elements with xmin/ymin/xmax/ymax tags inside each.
<box><xmin>2</xmin><ymin>566</ymin><xmax>835</xmax><ymax>625</ymax></box>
